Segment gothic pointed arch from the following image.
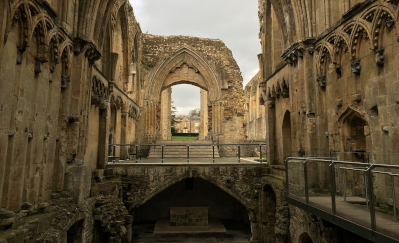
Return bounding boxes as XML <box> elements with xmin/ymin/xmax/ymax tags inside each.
<box><xmin>128</xmin><ymin>174</ymin><xmax>253</xmax><ymax>211</ymax></box>
<box><xmin>146</xmin><ymin>47</ymin><xmax>221</xmax><ymax>102</ymax></box>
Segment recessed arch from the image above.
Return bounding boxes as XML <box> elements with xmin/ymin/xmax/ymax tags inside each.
<box><xmin>299</xmin><ymin>232</ymin><xmax>314</xmax><ymax>243</ymax></box>
<box><xmin>282</xmin><ymin>110</ymin><xmax>292</xmax><ymax>158</ymax></box>
<box><xmin>338</xmin><ymin>107</ymin><xmax>369</xmax><ymax>161</ymax></box>
<box><xmin>146</xmin><ymin>47</ymin><xmax>221</xmax><ymax>103</ymax></box>
<box><xmin>131</xmin><ymin>174</ymin><xmax>252</xmax><ymax>211</ymax></box>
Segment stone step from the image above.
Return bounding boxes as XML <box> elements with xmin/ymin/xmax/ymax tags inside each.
<box><xmin>150</xmin><ymin>148</ymin><xmax>217</xmax><ymax>151</ymax></box>
<box><xmin>148</xmin><ymin>155</ymin><xmax>220</xmax><ymax>158</ymax></box>
<box><xmin>155</xmin><ymin>140</ymin><xmax>213</xmax><ymax>144</ymax></box>
<box><xmin>148</xmin><ymin>141</ymin><xmax>220</xmax><ymax>158</ymax></box>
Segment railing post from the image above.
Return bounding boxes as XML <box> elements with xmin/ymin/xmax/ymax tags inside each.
<box><xmin>162</xmin><ymin>145</ymin><xmax>164</xmax><ymax>163</ymax></box>
<box><xmin>343</xmin><ymin>169</ymin><xmax>347</xmax><ymax>202</ymax></box>
<box><xmin>113</xmin><ymin>145</ymin><xmax>116</xmax><ymax>163</ymax></box>
<box><xmin>285</xmin><ymin>158</ymin><xmax>290</xmax><ymax>197</ymax></box>
<box><xmin>260</xmin><ymin>145</ymin><xmax>263</xmax><ymax>163</ymax></box>
<box><xmin>367</xmin><ymin>166</ymin><xmax>376</xmax><ymax>231</ymax></box>
<box><xmin>135</xmin><ymin>145</ymin><xmax>138</xmax><ymax>163</ymax></box>
<box><xmin>212</xmin><ymin>145</ymin><xmax>215</xmax><ymax>163</ymax></box>
<box><xmin>330</xmin><ymin>160</ymin><xmax>339</xmax><ymax>215</ymax></box>
<box><xmin>364</xmin><ymin>172</ymin><xmax>369</xmax><ymax>208</ymax></box>
<box><xmin>304</xmin><ymin>160</ymin><xmax>309</xmax><ymax>204</ymax></box>
<box><xmin>330</xmin><ymin>154</ymin><xmax>337</xmax><ymax>215</ymax></box>
<box><xmin>392</xmin><ymin>175</ymin><xmax>397</xmax><ymax>219</ymax></box>
<box><xmin>187</xmin><ymin>145</ymin><xmax>190</xmax><ymax>163</ymax></box>
<box><xmin>238</xmin><ymin>145</ymin><xmax>241</xmax><ymax>163</ymax></box>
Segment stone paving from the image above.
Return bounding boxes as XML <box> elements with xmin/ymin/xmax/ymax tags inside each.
<box><xmin>132</xmin><ymin>220</ymin><xmax>251</xmax><ymax>243</ymax></box>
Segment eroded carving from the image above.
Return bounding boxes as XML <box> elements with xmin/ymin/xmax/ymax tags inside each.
<box><xmin>351</xmin><ymin>59</ymin><xmax>361</xmax><ymax>74</ymax></box>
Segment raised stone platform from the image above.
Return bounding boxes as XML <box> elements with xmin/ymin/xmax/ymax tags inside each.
<box><xmin>154</xmin><ymin>218</ymin><xmax>226</xmax><ymax>234</ymax></box>
<box><xmin>170</xmin><ymin>206</ymin><xmax>208</xmax><ymax>226</ymax></box>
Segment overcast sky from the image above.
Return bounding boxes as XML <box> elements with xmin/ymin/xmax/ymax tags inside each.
<box><xmin>128</xmin><ymin>0</ymin><xmax>260</xmax><ymax>115</ymax></box>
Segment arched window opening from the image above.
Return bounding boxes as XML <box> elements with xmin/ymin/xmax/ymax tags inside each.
<box><xmin>282</xmin><ymin>111</ymin><xmax>292</xmax><ymax>158</ymax></box>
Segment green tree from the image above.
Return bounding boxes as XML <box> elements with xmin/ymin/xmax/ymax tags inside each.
<box><xmin>171</xmin><ymin>104</ymin><xmax>179</xmax><ymax>133</ymax></box>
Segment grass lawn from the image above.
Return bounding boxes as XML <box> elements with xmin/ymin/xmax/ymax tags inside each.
<box><xmin>172</xmin><ymin>136</ymin><xmax>198</xmax><ymax>141</ymax></box>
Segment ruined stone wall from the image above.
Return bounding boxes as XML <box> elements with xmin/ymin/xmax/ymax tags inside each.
<box><xmin>258</xmin><ymin>0</ymin><xmax>399</xmax><ymax>241</ymax></box>
<box><xmin>244</xmin><ymin>73</ymin><xmax>266</xmax><ymax>141</ymax></box>
<box><xmin>0</xmin><ymin>0</ymin><xmax>141</xmax><ymax>242</ymax></box>
<box><xmin>138</xmin><ymin>35</ymin><xmax>246</xmax><ymax>153</ymax></box>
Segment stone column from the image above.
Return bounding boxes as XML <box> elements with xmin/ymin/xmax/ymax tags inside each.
<box><xmin>200</xmin><ymin>89</ymin><xmax>208</xmax><ymax>140</ymax></box>
<box><xmin>265</xmin><ymin>99</ymin><xmax>276</xmax><ymax>164</ymax></box>
<box><xmin>249</xmin><ymin>209</ymin><xmax>261</xmax><ymax>243</ymax></box>
<box><xmin>161</xmin><ymin>88</ymin><xmax>172</xmax><ymax>140</ymax></box>
<box><xmin>120</xmin><ymin>112</ymin><xmax>128</xmax><ymax>160</ymax></box>
<box><xmin>98</xmin><ymin>102</ymin><xmax>110</xmax><ymax>169</ymax></box>
<box><xmin>304</xmin><ymin>51</ymin><xmax>317</xmax><ymax>156</ymax></box>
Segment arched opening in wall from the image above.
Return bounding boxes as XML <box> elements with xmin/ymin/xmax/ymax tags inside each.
<box><xmin>282</xmin><ymin>110</ymin><xmax>292</xmax><ymax>158</ymax></box>
<box><xmin>299</xmin><ymin>232</ymin><xmax>313</xmax><ymax>243</ymax></box>
<box><xmin>261</xmin><ymin>184</ymin><xmax>276</xmax><ymax>242</ymax></box>
<box><xmin>341</xmin><ymin>111</ymin><xmax>368</xmax><ymax>162</ymax></box>
<box><xmin>160</xmin><ymin>84</ymin><xmax>206</xmax><ymax>141</ymax></box>
<box><xmin>131</xmin><ymin>178</ymin><xmax>251</xmax><ymax>241</ymax></box>
<box><xmin>67</xmin><ymin>219</ymin><xmax>84</xmax><ymax>243</ymax></box>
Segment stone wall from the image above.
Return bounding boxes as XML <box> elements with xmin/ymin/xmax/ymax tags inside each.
<box><xmin>0</xmin><ymin>0</ymin><xmax>140</xmax><ymax>242</ymax></box>
<box><xmin>258</xmin><ymin>0</ymin><xmax>399</xmax><ymax>242</ymax></box>
<box><xmin>138</xmin><ymin>35</ymin><xmax>246</xmax><ymax>152</ymax></box>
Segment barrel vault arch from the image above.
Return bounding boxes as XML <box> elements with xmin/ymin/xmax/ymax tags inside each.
<box><xmin>145</xmin><ymin>46</ymin><xmax>221</xmax><ymax>103</ymax></box>
<box><xmin>132</xmin><ymin>174</ymin><xmax>253</xmax><ymax>211</ymax></box>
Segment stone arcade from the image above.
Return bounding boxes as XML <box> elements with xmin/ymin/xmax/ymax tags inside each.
<box><xmin>0</xmin><ymin>0</ymin><xmax>398</xmax><ymax>243</ymax></box>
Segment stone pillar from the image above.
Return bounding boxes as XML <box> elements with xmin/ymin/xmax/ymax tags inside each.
<box><xmin>161</xmin><ymin>88</ymin><xmax>172</xmax><ymax>140</ymax></box>
<box><xmin>200</xmin><ymin>89</ymin><xmax>208</xmax><ymax>140</ymax></box>
<box><xmin>249</xmin><ymin>209</ymin><xmax>261</xmax><ymax>243</ymax></box>
<box><xmin>304</xmin><ymin>51</ymin><xmax>317</xmax><ymax>156</ymax></box>
<box><xmin>265</xmin><ymin>99</ymin><xmax>276</xmax><ymax>164</ymax></box>
<box><xmin>120</xmin><ymin>112</ymin><xmax>128</xmax><ymax>160</ymax></box>
<box><xmin>98</xmin><ymin>102</ymin><xmax>110</xmax><ymax>169</ymax></box>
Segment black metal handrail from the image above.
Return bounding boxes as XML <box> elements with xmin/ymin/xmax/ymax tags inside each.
<box><xmin>108</xmin><ymin>143</ymin><xmax>266</xmax><ymax>164</ymax></box>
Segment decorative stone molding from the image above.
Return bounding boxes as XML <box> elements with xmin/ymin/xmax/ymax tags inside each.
<box><xmin>375</xmin><ymin>48</ymin><xmax>385</xmax><ymax>66</ymax></box>
<box><xmin>317</xmin><ymin>75</ymin><xmax>326</xmax><ymax>88</ymax></box>
<box><xmin>34</xmin><ymin>57</ymin><xmax>48</xmax><ymax>74</ymax></box>
<box><xmin>61</xmin><ymin>75</ymin><xmax>70</xmax><ymax>89</ymax></box>
<box><xmin>351</xmin><ymin>59</ymin><xmax>361</xmax><ymax>74</ymax></box>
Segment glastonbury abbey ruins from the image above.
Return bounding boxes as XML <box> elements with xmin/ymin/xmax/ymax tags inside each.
<box><xmin>0</xmin><ymin>0</ymin><xmax>399</xmax><ymax>242</ymax></box>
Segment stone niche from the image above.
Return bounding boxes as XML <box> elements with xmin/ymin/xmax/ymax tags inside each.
<box><xmin>170</xmin><ymin>206</ymin><xmax>209</xmax><ymax>226</ymax></box>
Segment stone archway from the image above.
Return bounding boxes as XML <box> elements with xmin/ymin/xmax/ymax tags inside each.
<box><xmin>144</xmin><ymin>47</ymin><xmax>222</xmax><ymax>141</ymax></box>
<box><xmin>282</xmin><ymin>110</ymin><xmax>292</xmax><ymax>158</ymax></box>
<box><xmin>299</xmin><ymin>232</ymin><xmax>313</xmax><ymax>243</ymax></box>
<box><xmin>338</xmin><ymin>107</ymin><xmax>369</xmax><ymax>162</ymax></box>
<box><xmin>131</xmin><ymin>177</ymin><xmax>252</xmax><ymax>241</ymax></box>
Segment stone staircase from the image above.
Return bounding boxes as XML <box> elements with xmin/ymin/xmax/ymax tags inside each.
<box><xmin>148</xmin><ymin>140</ymin><xmax>220</xmax><ymax>158</ymax></box>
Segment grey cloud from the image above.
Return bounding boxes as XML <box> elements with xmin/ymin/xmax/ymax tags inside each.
<box><xmin>129</xmin><ymin>0</ymin><xmax>260</xmax><ymax>112</ymax></box>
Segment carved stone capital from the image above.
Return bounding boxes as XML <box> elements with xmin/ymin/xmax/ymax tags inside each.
<box><xmin>34</xmin><ymin>57</ymin><xmax>49</xmax><ymax>74</ymax></box>
<box><xmin>375</xmin><ymin>48</ymin><xmax>385</xmax><ymax>66</ymax></box>
<box><xmin>61</xmin><ymin>75</ymin><xmax>70</xmax><ymax>89</ymax></box>
<box><xmin>351</xmin><ymin>59</ymin><xmax>361</xmax><ymax>74</ymax></box>
<box><xmin>317</xmin><ymin>75</ymin><xmax>326</xmax><ymax>88</ymax></box>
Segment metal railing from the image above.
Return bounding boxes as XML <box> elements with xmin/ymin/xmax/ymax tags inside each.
<box><xmin>286</xmin><ymin>154</ymin><xmax>399</xmax><ymax>241</ymax></box>
<box><xmin>108</xmin><ymin>143</ymin><xmax>266</xmax><ymax>164</ymax></box>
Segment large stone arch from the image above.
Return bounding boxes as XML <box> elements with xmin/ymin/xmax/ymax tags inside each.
<box><xmin>132</xmin><ymin>174</ymin><xmax>253</xmax><ymax>211</ymax></box>
<box><xmin>146</xmin><ymin>46</ymin><xmax>221</xmax><ymax>103</ymax></box>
